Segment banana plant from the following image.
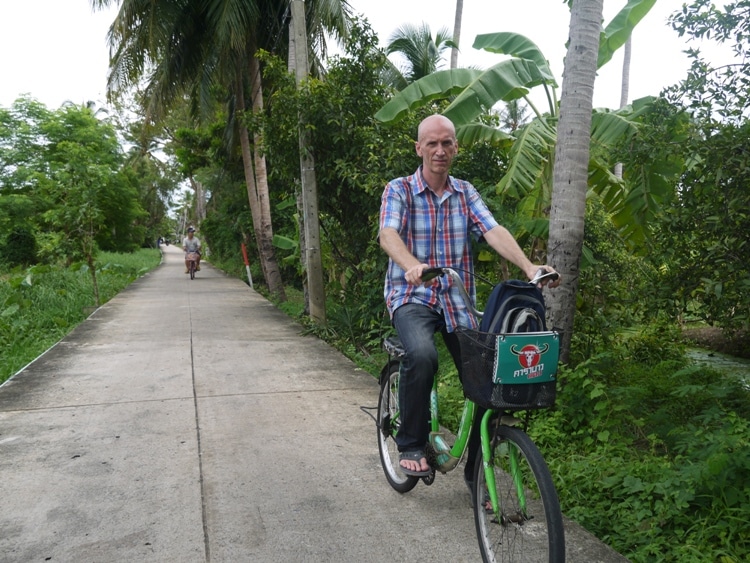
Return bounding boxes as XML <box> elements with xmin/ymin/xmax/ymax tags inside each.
<box><xmin>375</xmin><ymin>0</ymin><xmax>674</xmax><ymax>250</ymax></box>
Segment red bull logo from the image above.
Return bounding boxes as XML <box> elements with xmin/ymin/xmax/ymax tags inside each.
<box><xmin>494</xmin><ymin>333</ymin><xmax>559</xmax><ymax>385</ymax></box>
<box><xmin>509</xmin><ymin>343</ymin><xmax>550</xmax><ymax>379</ymax></box>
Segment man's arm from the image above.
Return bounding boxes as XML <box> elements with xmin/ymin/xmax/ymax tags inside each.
<box><xmin>379</xmin><ymin>227</ymin><xmax>430</xmax><ymax>286</ymax></box>
<box><xmin>483</xmin><ymin>225</ymin><xmax>560</xmax><ymax>286</ymax></box>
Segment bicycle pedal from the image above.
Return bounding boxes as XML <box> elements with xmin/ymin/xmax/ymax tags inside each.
<box><xmin>420</xmin><ymin>470</ymin><xmax>436</xmax><ymax>485</ymax></box>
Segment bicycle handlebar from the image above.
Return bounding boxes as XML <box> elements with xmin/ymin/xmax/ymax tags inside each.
<box><xmin>421</xmin><ymin>267</ymin><xmax>483</xmax><ymax>319</ymax></box>
<box><xmin>530</xmin><ymin>269</ymin><xmax>560</xmax><ymax>285</ymax></box>
<box><xmin>420</xmin><ymin>266</ymin><xmax>559</xmax><ymax>321</ymax></box>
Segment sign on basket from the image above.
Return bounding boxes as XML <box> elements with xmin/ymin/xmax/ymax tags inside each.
<box><xmin>493</xmin><ymin>332</ymin><xmax>560</xmax><ymax>385</ymax></box>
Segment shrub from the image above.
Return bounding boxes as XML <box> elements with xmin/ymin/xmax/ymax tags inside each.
<box><xmin>4</xmin><ymin>225</ymin><xmax>38</xmax><ymax>266</ymax></box>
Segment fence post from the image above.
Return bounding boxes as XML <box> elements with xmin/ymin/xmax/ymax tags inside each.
<box><xmin>241</xmin><ymin>243</ymin><xmax>253</xmax><ymax>289</ymax></box>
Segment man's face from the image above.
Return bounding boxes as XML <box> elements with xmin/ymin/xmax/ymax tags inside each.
<box><xmin>188</xmin><ymin>232</ymin><xmax>194</xmax><ymax>238</ymax></box>
<box><xmin>415</xmin><ymin>120</ymin><xmax>458</xmax><ymax>177</ymax></box>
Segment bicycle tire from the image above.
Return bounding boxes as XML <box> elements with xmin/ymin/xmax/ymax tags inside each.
<box><xmin>376</xmin><ymin>362</ymin><xmax>418</xmax><ymax>493</ymax></box>
<box><xmin>190</xmin><ymin>261</ymin><xmax>195</xmax><ymax>280</ymax></box>
<box><xmin>473</xmin><ymin>425</ymin><xmax>565</xmax><ymax>562</ymax></box>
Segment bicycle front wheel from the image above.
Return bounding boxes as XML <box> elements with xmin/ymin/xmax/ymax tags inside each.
<box><xmin>474</xmin><ymin>425</ymin><xmax>565</xmax><ymax>562</ymax></box>
<box><xmin>190</xmin><ymin>261</ymin><xmax>196</xmax><ymax>280</ymax></box>
<box><xmin>376</xmin><ymin>362</ymin><xmax>418</xmax><ymax>493</ymax></box>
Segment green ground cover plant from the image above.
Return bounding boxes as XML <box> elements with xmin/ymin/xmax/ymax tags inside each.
<box><xmin>0</xmin><ymin>249</ymin><xmax>161</xmax><ymax>384</ymax></box>
<box><xmin>267</xmin><ymin>285</ymin><xmax>748</xmax><ymax>563</ymax></box>
<box><xmin>529</xmin><ymin>332</ymin><xmax>750</xmax><ymax>562</ymax></box>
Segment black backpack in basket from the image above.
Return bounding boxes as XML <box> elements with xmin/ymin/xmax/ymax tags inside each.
<box><xmin>479</xmin><ymin>279</ymin><xmax>547</xmax><ymax>334</ymax></box>
<box><xmin>459</xmin><ymin>279</ymin><xmax>556</xmax><ymax>410</ymax></box>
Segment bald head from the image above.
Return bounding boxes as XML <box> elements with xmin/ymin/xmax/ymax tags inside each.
<box><xmin>415</xmin><ymin>115</ymin><xmax>458</xmax><ymax>189</ymax></box>
<box><xmin>417</xmin><ymin>114</ymin><xmax>456</xmax><ymax>142</ymax></box>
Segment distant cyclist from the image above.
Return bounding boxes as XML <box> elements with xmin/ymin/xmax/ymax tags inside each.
<box><xmin>182</xmin><ymin>227</ymin><xmax>202</xmax><ymax>274</ymax></box>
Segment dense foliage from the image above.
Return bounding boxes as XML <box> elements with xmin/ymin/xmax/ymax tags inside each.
<box><xmin>532</xmin><ymin>332</ymin><xmax>750</xmax><ymax>561</ymax></box>
<box><xmin>0</xmin><ymin>97</ymin><xmax>176</xmax><ymax>268</ymax></box>
<box><xmin>668</xmin><ymin>0</ymin><xmax>750</xmax><ymax>122</ymax></box>
<box><xmin>653</xmin><ymin>120</ymin><xmax>750</xmax><ymax>331</ymax></box>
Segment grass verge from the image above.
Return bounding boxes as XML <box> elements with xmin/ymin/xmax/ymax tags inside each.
<box><xmin>0</xmin><ymin>249</ymin><xmax>162</xmax><ymax>384</ymax></box>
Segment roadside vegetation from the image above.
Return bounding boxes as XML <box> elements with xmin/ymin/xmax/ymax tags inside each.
<box><xmin>0</xmin><ymin>249</ymin><xmax>161</xmax><ymax>384</ymax></box>
<box><xmin>263</xmin><ymin>276</ymin><xmax>749</xmax><ymax>563</ymax></box>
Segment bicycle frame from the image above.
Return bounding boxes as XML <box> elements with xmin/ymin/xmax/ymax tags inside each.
<box><xmin>379</xmin><ymin>265</ymin><xmax>565</xmax><ymax>560</ymax></box>
<box><xmin>429</xmin><ymin>374</ymin><xmax>521</xmax><ymax>519</ymax></box>
<box><xmin>428</xmin><ymin>377</ymin><xmax>476</xmax><ymax>472</ymax></box>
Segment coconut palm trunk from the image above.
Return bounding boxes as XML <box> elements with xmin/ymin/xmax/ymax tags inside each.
<box><xmin>547</xmin><ymin>0</ymin><xmax>604</xmax><ymax>362</ymax></box>
<box><xmin>450</xmin><ymin>0</ymin><xmax>463</xmax><ymax>69</ymax></box>
<box><xmin>614</xmin><ymin>37</ymin><xmax>632</xmax><ymax>179</ymax></box>
<box><xmin>236</xmin><ymin>57</ymin><xmax>286</xmax><ymax>299</ymax></box>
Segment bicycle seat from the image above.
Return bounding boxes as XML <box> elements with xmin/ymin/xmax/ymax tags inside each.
<box><xmin>383</xmin><ymin>336</ymin><xmax>406</xmax><ymax>359</ymax></box>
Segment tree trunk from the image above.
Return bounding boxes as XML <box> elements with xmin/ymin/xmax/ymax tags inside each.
<box><xmin>546</xmin><ymin>0</ymin><xmax>603</xmax><ymax>362</ymax></box>
<box><xmin>614</xmin><ymin>36</ymin><xmax>631</xmax><ymax>179</ymax></box>
<box><xmin>291</xmin><ymin>0</ymin><xmax>326</xmax><ymax>324</ymax></box>
<box><xmin>450</xmin><ymin>0</ymin><xmax>464</xmax><ymax>69</ymax></box>
<box><xmin>188</xmin><ymin>175</ymin><xmax>206</xmax><ymax>223</ymax></box>
<box><xmin>235</xmin><ymin>60</ymin><xmax>286</xmax><ymax>300</ymax></box>
<box><xmin>85</xmin><ymin>241</ymin><xmax>100</xmax><ymax>307</ymax></box>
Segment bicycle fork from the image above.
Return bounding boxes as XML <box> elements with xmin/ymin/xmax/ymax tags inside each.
<box><xmin>480</xmin><ymin>410</ymin><xmax>528</xmax><ymax>520</ymax></box>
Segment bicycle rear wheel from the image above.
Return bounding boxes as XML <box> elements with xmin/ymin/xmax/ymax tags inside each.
<box><xmin>376</xmin><ymin>362</ymin><xmax>418</xmax><ymax>493</ymax></box>
<box><xmin>474</xmin><ymin>425</ymin><xmax>565</xmax><ymax>562</ymax></box>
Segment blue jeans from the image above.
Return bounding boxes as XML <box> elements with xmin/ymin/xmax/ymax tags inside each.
<box><xmin>392</xmin><ymin>303</ymin><xmax>483</xmax><ymax>481</ymax></box>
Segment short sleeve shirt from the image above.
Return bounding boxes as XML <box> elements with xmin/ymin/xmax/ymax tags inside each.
<box><xmin>379</xmin><ymin>166</ymin><xmax>499</xmax><ymax>332</ymax></box>
<box><xmin>183</xmin><ymin>236</ymin><xmax>201</xmax><ymax>252</ymax></box>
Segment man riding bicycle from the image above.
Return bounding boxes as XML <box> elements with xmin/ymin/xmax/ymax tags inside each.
<box><xmin>378</xmin><ymin>114</ymin><xmax>561</xmax><ymax>484</ymax></box>
<box><xmin>182</xmin><ymin>227</ymin><xmax>202</xmax><ymax>274</ymax></box>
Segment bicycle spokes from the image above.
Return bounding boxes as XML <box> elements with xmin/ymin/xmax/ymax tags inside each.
<box><xmin>474</xmin><ymin>426</ymin><xmax>565</xmax><ymax>562</ymax></box>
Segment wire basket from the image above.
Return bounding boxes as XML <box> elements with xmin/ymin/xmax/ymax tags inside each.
<box><xmin>455</xmin><ymin>328</ymin><xmax>557</xmax><ymax>410</ymax></box>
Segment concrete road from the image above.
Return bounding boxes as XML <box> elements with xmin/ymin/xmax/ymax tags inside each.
<box><xmin>0</xmin><ymin>245</ymin><xmax>629</xmax><ymax>562</ymax></box>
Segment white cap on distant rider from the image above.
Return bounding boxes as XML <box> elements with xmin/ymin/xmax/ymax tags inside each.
<box><xmin>188</xmin><ymin>227</ymin><xmax>195</xmax><ymax>233</ymax></box>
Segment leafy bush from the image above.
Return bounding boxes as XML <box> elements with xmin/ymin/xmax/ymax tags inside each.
<box><xmin>4</xmin><ymin>225</ymin><xmax>37</xmax><ymax>266</ymax></box>
<box><xmin>529</xmin><ymin>336</ymin><xmax>750</xmax><ymax>562</ymax></box>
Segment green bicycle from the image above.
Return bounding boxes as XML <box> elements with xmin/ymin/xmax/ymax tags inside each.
<box><xmin>376</xmin><ymin>267</ymin><xmax>565</xmax><ymax>563</ymax></box>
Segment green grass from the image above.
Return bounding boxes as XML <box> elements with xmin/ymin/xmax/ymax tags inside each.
<box><xmin>0</xmin><ymin>249</ymin><xmax>161</xmax><ymax>384</ymax></box>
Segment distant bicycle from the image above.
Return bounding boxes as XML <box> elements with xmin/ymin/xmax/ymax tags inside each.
<box><xmin>376</xmin><ymin>267</ymin><xmax>565</xmax><ymax>562</ymax></box>
<box><xmin>185</xmin><ymin>251</ymin><xmax>200</xmax><ymax>280</ymax></box>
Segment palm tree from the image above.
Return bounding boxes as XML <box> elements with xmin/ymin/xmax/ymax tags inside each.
<box><xmin>451</xmin><ymin>0</ymin><xmax>464</xmax><ymax>69</ymax></box>
<box><xmin>385</xmin><ymin>23</ymin><xmax>456</xmax><ymax>88</ymax></box>
<box><xmin>614</xmin><ymin>36</ymin><xmax>632</xmax><ymax>179</ymax></box>
<box><xmin>498</xmin><ymin>99</ymin><xmax>530</xmax><ymax>133</ymax></box>
<box><xmin>90</xmin><ymin>0</ymin><xmax>352</xmax><ymax>299</ymax></box>
<box><xmin>546</xmin><ymin>0</ymin><xmax>604</xmax><ymax>361</ymax></box>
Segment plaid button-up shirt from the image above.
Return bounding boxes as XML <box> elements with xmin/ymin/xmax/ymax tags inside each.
<box><xmin>379</xmin><ymin>166</ymin><xmax>499</xmax><ymax>332</ymax></box>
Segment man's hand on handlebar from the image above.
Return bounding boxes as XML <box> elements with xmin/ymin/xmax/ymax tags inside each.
<box><xmin>404</xmin><ymin>263</ymin><xmax>436</xmax><ymax>286</ymax></box>
<box><xmin>529</xmin><ymin>266</ymin><xmax>562</xmax><ymax>288</ymax></box>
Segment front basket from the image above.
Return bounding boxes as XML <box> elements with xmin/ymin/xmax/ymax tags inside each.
<box><xmin>455</xmin><ymin>328</ymin><xmax>558</xmax><ymax>410</ymax></box>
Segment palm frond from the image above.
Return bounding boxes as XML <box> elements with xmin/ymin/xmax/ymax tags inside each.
<box><xmin>375</xmin><ymin>68</ymin><xmax>483</xmax><ymax>123</ymax></box>
<box><xmin>472</xmin><ymin>32</ymin><xmax>557</xmax><ymax>85</ymax></box>
<box><xmin>496</xmin><ymin>117</ymin><xmax>556</xmax><ymax>199</ymax></box>
<box><xmin>455</xmin><ymin>122</ymin><xmax>513</xmax><ymax>148</ymax></box>
<box><xmin>443</xmin><ymin>58</ymin><xmax>555</xmax><ymax>126</ymax></box>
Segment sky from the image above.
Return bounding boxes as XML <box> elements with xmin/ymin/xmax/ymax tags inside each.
<box><xmin>0</xmin><ymin>1</ymin><xmax>731</xmax><ymax>112</ymax></box>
